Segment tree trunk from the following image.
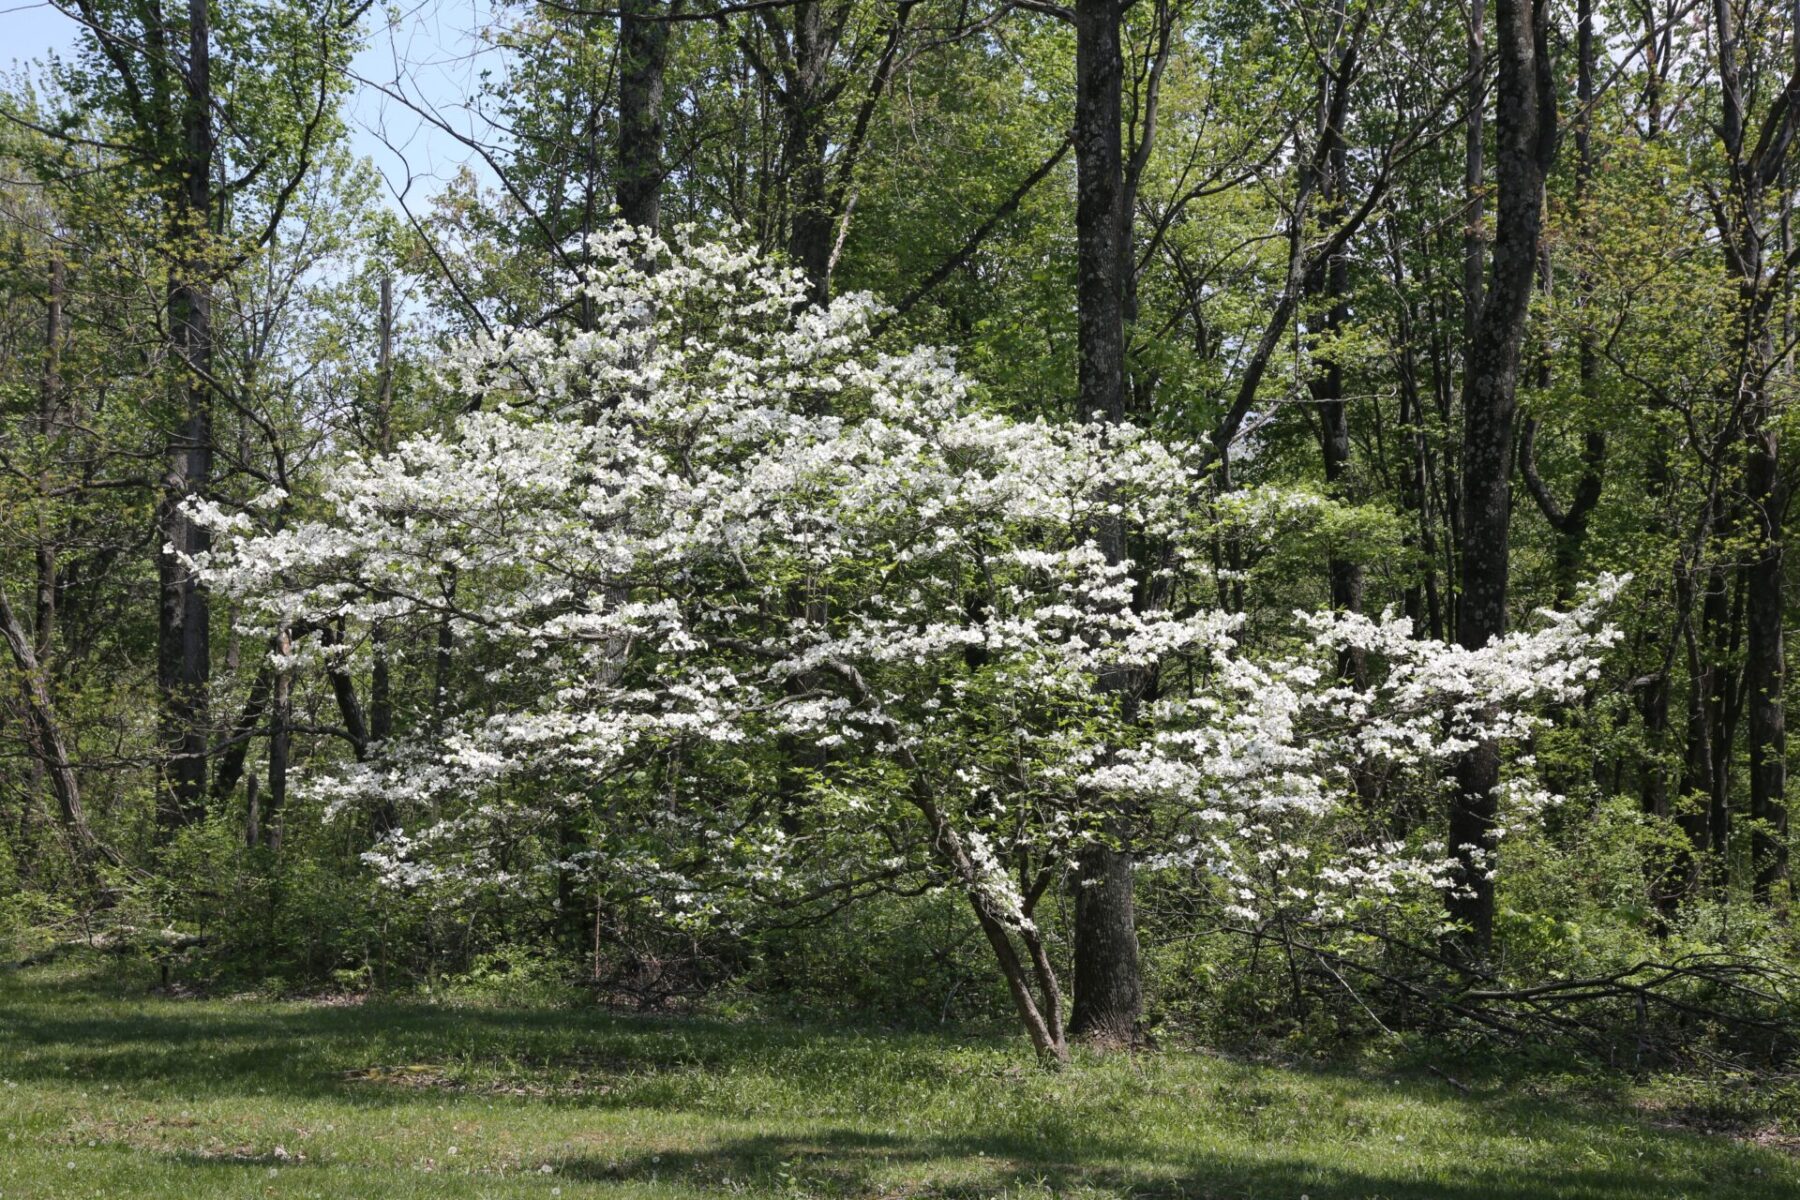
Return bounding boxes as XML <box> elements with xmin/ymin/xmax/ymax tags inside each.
<box><xmin>1461</xmin><ymin>0</ymin><xmax>1486</xmax><ymax>357</ymax></box>
<box><xmin>211</xmin><ymin>666</ymin><xmax>273</xmax><ymax>803</ymax></box>
<box><xmin>1518</xmin><ymin>0</ymin><xmax>1603</xmax><ymax>611</ymax></box>
<box><xmin>1307</xmin><ymin>0</ymin><xmax>1364</xmax><ymax>683</ymax></box>
<box><xmin>36</xmin><ymin>255</ymin><xmax>64</xmax><ymax>663</ymax></box>
<box><xmin>1709</xmin><ymin>0</ymin><xmax>1792</xmax><ymax>902</ymax></box>
<box><xmin>0</xmin><ymin>584</ymin><xmax>113</xmax><ymax>867</ymax></box>
<box><xmin>245</xmin><ymin>771</ymin><xmax>261</xmax><ymax>849</ymax></box>
<box><xmin>322</xmin><ymin>620</ymin><xmax>370</xmax><ymax>760</ymax></box>
<box><xmin>266</xmin><ymin>626</ymin><xmax>291</xmax><ymax>852</ymax></box>
<box><xmin>371</xmin><ymin>277</ymin><xmax>395</xmax><ymax>749</ymax></box>
<box><xmin>784</xmin><ymin>1</ymin><xmax>834</xmax><ymax>300</ymax></box>
<box><xmin>1068</xmin><ymin>0</ymin><xmax>1143</xmax><ymax>1045</ymax></box>
<box><xmin>1520</xmin><ymin>417</ymin><xmax>1605</xmax><ymax>608</ymax></box>
<box><xmin>156</xmin><ymin>0</ymin><xmax>217</xmax><ymax>832</ymax></box>
<box><xmin>1746</xmin><ymin>430</ymin><xmax>1788</xmax><ymax>898</ymax></box>
<box><xmin>616</xmin><ymin>0</ymin><xmax>671</xmax><ymax>232</ymax></box>
<box><xmin>1446</xmin><ymin>0</ymin><xmax>1553</xmax><ymax>963</ymax></box>
<box><xmin>1391</xmin><ymin>230</ymin><xmax>1444</xmax><ymax>646</ymax></box>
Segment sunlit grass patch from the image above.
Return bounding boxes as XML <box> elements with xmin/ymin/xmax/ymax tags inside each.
<box><xmin>1</xmin><ymin>959</ymin><xmax>1794</xmax><ymax>1199</ymax></box>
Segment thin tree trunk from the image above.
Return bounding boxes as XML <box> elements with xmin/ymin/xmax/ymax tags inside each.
<box><xmin>266</xmin><ymin>626</ymin><xmax>291</xmax><ymax>851</ymax></box>
<box><xmin>1746</xmin><ymin>431</ymin><xmax>1788</xmax><ymax>897</ymax></box>
<box><xmin>245</xmin><ymin>772</ymin><xmax>261</xmax><ymax>849</ymax></box>
<box><xmin>36</xmin><ymin>255</ymin><xmax>64</xmax><ymax>663</ymax></box>
<box><xmin>0</xmin><ymin>583</ymin><xmax>113</xmax><ymax>866</ymax></box>
<box><xmin>371</xmin><ymin>277</ymin><xmax>394</xmax><ymax>749</ymax></box>
<box><xmin>1704</xmin><ymin>0</ymin><xmax>1794</xmax><ymax>901</ymax></box>
<box><xmin>1520</xmin><ymin>0</ymin><xmax>1603</xmax><ymax>609</ymax></box>
<box><xmin>1462</xmin><ymin>0</ymin><xmax>1486</xmax><ymax>354</ymax></box>
<box><xmin>322</xmin><ymin>620</ymin><xmax>370</xmax><ymax>760</ymax></box>
<box><xmin>211</xmin><ymin>666</ymin><xmax>273</xmax><ymax>803</ymax></box>
<box><xmin>1520</xmin><ymin>417</ymin><xmax>1605</xmax><ymax>607</ymax></box>
<box><xmin>1393</xmin><ymin>230</ymin><xmax>1445</xmax><ymax>643</ymax></box>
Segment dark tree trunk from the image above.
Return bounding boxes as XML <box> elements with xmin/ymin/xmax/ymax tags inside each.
<box><xmin>1746</xmin><ymin>432</ymin><xmax>1788</xmax><ymax>897</ymax></box>
<box><xmin>1462</xmin><ymin>0</ymin><xmax>1486</xmax><ymax>356</ymax></box>
<box><xmin>1717</xmin><ymin>571</ymin><xmax>1746</xmax><ymax>874</ymax></box>
<box><xmin>784</xmin><ymin>1</ymin><xmax>834</xmax><ymax>300</ymax></box>
<box><xmin>1307</xmin><ymin>0</ymin><xmax>1364</xmax><ymax>683</ymax></box>
<box><xmin>1520</xmin><ymin>418</ymin><xmax>1605</xmax><ymax>608</ymax></box>
<box><xmin>266</xmin><ymin>627</ymin><xmax>291</xmax><ymax>851</ymax></box>
<box><xmin>0</xmin><ymin>584</ymin><xmax>112</xmax><ymax>866</ymax></box>
<box><xmin>1679</xmin><ymin>554</ymin><xmax>1736</xmax><ymax>891</ymax></box>
<box><xmin>616</xmin><ymin>0</ymin><xmax>671</xmax><ymax>232</ymax></box>
<box><xmin>732</xmin><ymin>0</ymin><xmax>913</xmax><ymax>302</ymax></box>
<box><xmin>1641</xmin><ymin>444</ymin><xmax>1677</xmax><ymax>826</ymax></box>
<box><xmin>434</xmin><ymin>572</ymin><xmax>456</xmax><ymax>721</ymax></box>
<box><xmin>322</xmin><ymin>620</ymin><xmax>370</xmax><ymax>761</ymax></box>
<box><xmin>1679</xmin><ymin>570</ymin><xmax>1717</xmax><ymax>854</ymax></box>
<box><xmin>1641</xmin><ymin>670</ymin><xmax>1671</xmax><ymax>818</ymax></box>
<box><xmin>1732</xmin><ymin>0</ymin><xmax>1793</xmax><ymax>902</ymax></box>
<box><xmin>371</xmin><ymin>277</ymin><xmax>395</xmax><ymax>753</ymax></box>
<box><xmin>36</xmin><ymin>256</ymin><xmax>64</xmax><ymax>663</ymax></box>
<box><xmin>245</xmin><ymin>772</ymin><xmax>261</xmax><ymax>849</ymax></box>
<box><xmin>1521</xmin><ymin>0</ymin><xmax>1604</xmax><ymax>611</ymax></box>
<box><xmin>156</xmin><ymin>0</ymin><xmax>216</xmax><ymax>832</ymax></box>
<box><xmin>1067</xmin><ymin>0</ymin><xmax>1143</xmax><ymax>1046</ymax></box>
<box><xmin>1446</xmin><ymin>0</ymin><xmax>1554</xmax><ymax>963</ymax></box>
<box><xmin>1709</xmin><ymin>0</ymin><xmax>1792</xmax><ymax>901</ymax></box>
<box><xmin>211</xmin><ymin>666</ymin><xmax>273</xmax><ymax>803</ymax></box>
<box><xmin>1391</xmin><ymin>228</ymin><xmax>1444</xmax><ymax>645</ymax></box>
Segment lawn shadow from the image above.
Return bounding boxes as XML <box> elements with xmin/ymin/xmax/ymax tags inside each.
<box><xmin>5</xmin><ymin>964</ymin><xmax>1797</xmax><ymax>1199</ymax></box>
<box><xmin>558</xmin><ymin>1121</ymin><xmax>1793</xmax><ymax>1200</ymax></box>
<box><xmin>0</xmin><ymin>963</ymin><xmax>968</xmax><ymax>1105</ymax></box>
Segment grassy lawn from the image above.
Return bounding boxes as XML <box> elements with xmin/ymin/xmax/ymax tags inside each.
<box><xmin>0</xmin><ymin>961</ymin><xmax>1795</xmax><ymax>1199</ymax></box>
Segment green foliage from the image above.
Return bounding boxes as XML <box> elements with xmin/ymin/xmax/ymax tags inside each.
<box><xmin>741</xmin><ymin>890</ymin><xmax>1019</xmax><ymax>1030</ymax></box>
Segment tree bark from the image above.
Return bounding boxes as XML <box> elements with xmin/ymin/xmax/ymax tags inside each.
<box><xmin>266</xmin><ymin>626</ymin><xmax>291</xmax><ymax>851</ymax></box>
<box><xmin>211</xmin><ymin>666</ymin><xmax>273</xmax><ymax>803</ymax></box>
<box><xmin>1519</xmin><ymin>0</ymin><xmax>1603</xmax><ymax>611</ymax></box>
<box><xmin>322</xmin><ymin>620</ymin><xmax>371</xmax><ymax>760</ymax></box>
<box><xmin>1707</xmin><ymin>0</ymin><xmax>1794</xmax><ymax>901</ymax></box>
<box><xmin>36</xmin><ymin>255</ymin><xmax>64</xmax><ymax>663</ymax></box>
<box><xmin>1390</xmin><ymin>228</ymin><xmax>1445</xmax><ymax>645</ymax></box>
<box><xmin>1462</xmin><ymin>0</ymin><xmax>1486</xmax><ymax>360</ymax></box>
<box><xmin>1520</xmin><ymin>417</ymin><xmax>1605</xmax><ymax>608</ymax></box>
<box><xmin>1746</xmin><ymin>430</ymin><xmax>1788</xmax><ymax>897</ymax></box>
<box><xmin>0</xmin><ymin>583</ymin><xmax>113</xmax><ymax>867</ymax></box>
<box><xmin>1307</xmin><ymin>0</ymin><xmax>1364</xmax><ymax>684</ymax></box>
<box><xmin>155</xmin><ymin>0</ymin><xmax>217</xmax><ymax>831</ymax></box>
<box><xmin>1446</xmin><ymin>0</ymin><xmax>1554</xmax><ymax>963</ymax></box>
<box><xmin>1068</xmin><ymin>0</ymin><xmax>1143</xmax><ymax>1046</ymax></box>
<box><xmin>371</xmin><ymin>277</ymin><xmax>395</xmax><ymax>751</ymax></box>
<box><xmin>617</xmin><ymin>0</ymin><xmax>671</xmax><ymax>232</ymax></box>
<box><xmin>783</xmin><ymin>1</ymin><xmax>835</xmax><ymax>299</ymax></box>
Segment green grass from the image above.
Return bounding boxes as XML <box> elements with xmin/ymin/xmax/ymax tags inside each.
<box><xmin>0</xmin><ymin>960</ymin><xmax>1795</xmax><ymax>1199</ymax></box>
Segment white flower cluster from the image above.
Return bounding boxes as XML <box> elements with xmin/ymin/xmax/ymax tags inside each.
<box><xmin>192</xmin><ymin>228</ymin><xmax>1623</xmax><ymax>932</ymax></box>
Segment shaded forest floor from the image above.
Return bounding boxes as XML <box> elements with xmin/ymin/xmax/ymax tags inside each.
<box><xmin>1</xmin><ymin>959</ymin><xmax>1797</xmax><ymax>1199</ymax></box>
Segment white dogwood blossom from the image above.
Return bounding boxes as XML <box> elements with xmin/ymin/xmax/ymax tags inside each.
<box><xmin>192</xmin><ymin>228</ymin><xmax>1623</xmax><ymax>1052</ymax></box>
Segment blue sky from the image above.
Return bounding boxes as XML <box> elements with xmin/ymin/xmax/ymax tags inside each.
<box><xmin>4</xmin><ymin>0</ymin><xmax>502</xmax><ymax>207</ymax></box>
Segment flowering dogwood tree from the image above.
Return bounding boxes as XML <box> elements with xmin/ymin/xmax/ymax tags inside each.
<box><xmin>193</xmin><ymin>228</ymin><xmax>1622</xmax><ymax>1060</ymax></box>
